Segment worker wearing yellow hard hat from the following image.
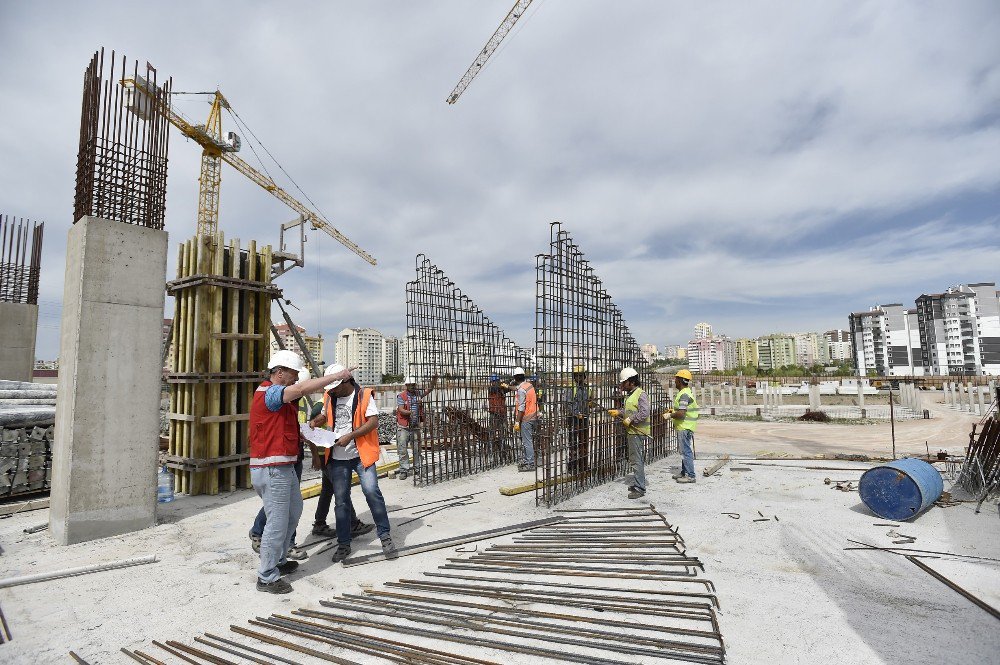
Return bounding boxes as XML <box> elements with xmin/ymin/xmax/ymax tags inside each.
<box><xmin>665</xmin><ymin>368</ymin><xmax>699</xmax><ymax>483</ymax></box>
<box><xmin>564</xmin><ymin>365</ymin><xmax>591</xmax><ymax>473</ymax></box>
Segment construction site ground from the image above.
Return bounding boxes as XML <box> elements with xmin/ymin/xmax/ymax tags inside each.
<box><xmin>1</xmin><ymin>393</ymin><xmax>997</xmax><ymax>664</ymax></box>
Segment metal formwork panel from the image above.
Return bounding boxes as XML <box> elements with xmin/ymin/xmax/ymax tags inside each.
<box><xmin>405</xmin><ymin>254</ymin><xmax>533</xmax><ymax>485</ymax></box>
<box><xmin>535</xmin><ymin>222</ymin><xmax>673</xmax><ymax>506</ymax></box>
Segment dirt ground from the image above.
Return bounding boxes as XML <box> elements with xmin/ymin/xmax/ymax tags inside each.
<box><xmin>0</xmin><ymin>390</ymin><xmax>996</xmax><ymax>664</ymax></box>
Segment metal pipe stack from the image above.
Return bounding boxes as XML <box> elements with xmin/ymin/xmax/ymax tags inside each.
<box><xmin>0</xmin><ymin>380</ymin><xmax>56</xmax><ymax>497</ymax></box>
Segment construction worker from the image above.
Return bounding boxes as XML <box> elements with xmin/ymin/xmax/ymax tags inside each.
<box><xmin>249</xmin><ymin>350</ymin><xmax>353</xmax><ymax>594</ymax></box>
<box><xmin>564</xmin><ymin>365</ymin><xmax>590</xmax><ymax>472</ymax></box>
<box><xmin>665</xmin><ymin>368</ymin><xmax>699</xmax><ymax>483</ymax></box>
<box><xmin>487</xmin><ymin>373</ymin><xmax>514</xmax><ymax>455</ymax></box>
<box><xmin>309</xmin><ymin>364</ymin><xmax>394</xmax><ymax>563</ymax></box>
<box><xmin>513</xmin><ymin>367</ymin><xmax>538</xmax><ymax>472</ymax></box>
<box><xmin>395</xmin><ymin>375</ymin><xmax>438</xmax><ymax>480</ymax></box>
<box><xmin>610</xmin><ymin>367</ymin><xmax>650</xmax><ymax>499</ymax></box>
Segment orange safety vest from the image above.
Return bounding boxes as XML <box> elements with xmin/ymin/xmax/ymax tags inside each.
<box><xmin>322</xmin><ymin>387</ymin><xmax>381</xmax><ymax>468</ymax></box>
<box><xmin>518</xmin><ymin>380</ymin><xmax>538</xmax><ymax>420</ymax></box>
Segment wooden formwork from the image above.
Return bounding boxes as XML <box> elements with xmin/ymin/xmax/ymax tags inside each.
<box><xmin>165</xmin><ymin>233</ymin><xmax>279</xmax><ymax>495</ymax></box>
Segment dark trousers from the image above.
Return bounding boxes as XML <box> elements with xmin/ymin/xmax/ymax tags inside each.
<box><xmin>567</xmin><ymin>416</ymin><xmax>589</xmax><ymax>470</ymax></box>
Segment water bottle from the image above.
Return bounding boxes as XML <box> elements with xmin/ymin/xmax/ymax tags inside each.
<box><xmin>157</xmin><ymin>465</ymin><xmax>174</xmax><ymax>503</ymax></box>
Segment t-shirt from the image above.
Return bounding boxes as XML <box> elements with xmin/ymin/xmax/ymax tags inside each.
<box><xmin>328</xmin><ymin>389</ymin><xmax>379</xmax><ymax>461</ymax></box>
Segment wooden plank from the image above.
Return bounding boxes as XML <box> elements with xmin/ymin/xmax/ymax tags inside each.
<box><xmin>0</xmin><ymin>497</ymin><xmax>49</xmax><ymax>516</ymax></box>
<box><xmin>342</xmin><ymin>516</ymin><xmax>566</xmax><ymax>567</ymax></box>
<box><xmin>300</xmin><ymin>461</ymin><xmax>400</xmax><ymax>499</ymax></box>
<box><xmin>199</xmin><ymin>413</ymin><xmax>249</xmax><ymax>424</ymax></box>
<box><xmin>211</xmin><ymin>333</ymin><xmax>265</xmax><ymax>341</ymax></box>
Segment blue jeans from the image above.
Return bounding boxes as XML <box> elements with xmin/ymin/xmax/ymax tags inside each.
<box><xmin>328</xmin><ymin>456</ymin><xmax>390</xmax><ymax>544</ymax></box>
<box><xmin>520</xmin><ymin>419</ymin><xmax>535</xmax><ymax>466</ymax></box>
<box><xmin>626</xmin><ymin>434</ymin><xmax>647</xmax><ymax>492</ymax></box>
<box><xmin>678</xmin><ymin>429</ymin><xmax>696</xmax><ymax>479</ymax></box>
<box><xmin>396</xmin><ymin>427</ymin><xmax>420</xmax><ymax>472</ymax></box>
<box><xmin>251</xmin><ymin>460</ymin><xmax>302</xmax><ymax>541</ymax></box>
<box><xmin>250</xmin><ymin>464</ymin><xmax>303</xmax><ymax>583</ymax></box>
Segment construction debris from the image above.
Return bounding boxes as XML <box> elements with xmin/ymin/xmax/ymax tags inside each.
<box><xmin>703</xmin><ymin>455</ymin><xmax>731</xmax><ymax>477</ymax></box>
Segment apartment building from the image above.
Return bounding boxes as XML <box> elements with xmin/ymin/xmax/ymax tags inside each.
<box><xmin>688</xmin><ymin>336</ymin><xmax>736</xmax><ymax>373</ymax></box>
<box><xmin>848</xmin><ymin>305</ymin><xmax>922</xmax><ymax>376</ymax></box>
<box><xmin>915</xmin><ymin>283</ymin><xmax>1000</xmax><ymax>376</ymax></box>
<box><xmin>272</xmin><ymin>323</ymin><xmax>324</xmax><ymax>370</ymax></box>
<box><xmin>693</xmin><ymin>322</ymin><xmax>713</xmax><ymax>340</ymax></box>
<box><xmin>640</xmin><ymin>343</ymin><xmax>659</xmax><ymax>362</ymax></box>
<box><xmin>824</xmin><ymin>330</ymin><xmax>853</xmax><ymax>362</ymax></box>
<box><xmin>336</xmin><ymin>327</ymin><xmax>385</xmax><ymax>385</ymax></box>
<box><xmin>662</xmin><ymin>345</ymin><xmax>687</xmax><ymax>360</ymax></box>
<box><xmin>757</xmin><ymin>334</ymin><xmax>797</xmax><ymax>371</ymax></box>
<box><xmin>383</xmin><ymin>335</ymin><xmax>406</xmax><ymax>377</ymax></box>
<box><xmin>734</xmin><ymin>338</ymin><xmax>759</xmax><ymax>369</ymax></box>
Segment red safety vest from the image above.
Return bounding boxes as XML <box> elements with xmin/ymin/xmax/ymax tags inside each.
<box><xmin>323</xmin><ymin>387</ymin><xmax>381</xmax><ymax>468</ymax></box>
<box><xmin>249</xmin><ymin>380</ymin><xmax>300</xmax><ymax>467</ymax></box>
<box><xmin>396</xmin><ymin>390</ymin><xmax>425</xmax><ymax>427</ymax></box>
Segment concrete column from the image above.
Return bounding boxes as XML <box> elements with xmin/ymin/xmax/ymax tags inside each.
<box><xmin>951</xmin><ymin>382</ymin><xmax>958</xmax><ymax>408</ymax></box>
<box><xmin>50</xmin><ymin>217</ymin><xmax>168</xmax><ymax>545</ymax></box>
<box><xmin>742</xmin><ymin>386</ymin><xmax>748</xmax><ymax>405</ymax></box>
<box><xmin>857</xmin><ymin>383</ymin><xmax>865</xmax><ymax>408</ymax></box>
<box><xmin>0</xmin><ymin>302</ymin><xmax>39</xmax><ymax>382</ymax></box>
<box><xmin>809</xmin><ymin>384</ymin><xmax>821</xmax><ymax>410</ymax></box>
<box><xmin>966</xmin><ymin>383</ymin><xmax>974</xmax><ymax>412</ymax></box>
<box><xmin>761</xmin><ymin>381</ymin><xmax>769</xmax><ymax>407</ymax></box>
<box><xmin>977</xmin><ymin>385</ymin><xmax>986</xmax><ymax>416</ymax></box>
<box><xmin>777</xmin><ymin>384</ymin><xmax>784</xmax><ymax>406</ymax></box>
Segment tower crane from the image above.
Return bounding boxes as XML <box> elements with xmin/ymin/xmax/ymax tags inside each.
<box><xmin>124</xmin><ymin>78</ymin><xmax>376</xmax><ymax>268</ymax></box>
<box><xmin>447</xmin><ymin>0</ymin><xmax>535</xmax><ymax>104</ymax></box>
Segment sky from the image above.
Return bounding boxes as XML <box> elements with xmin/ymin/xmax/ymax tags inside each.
<box><xmin>1</xmin><ymin>1</ymin><xmax>999</xmax><ymax>364</ymax></box>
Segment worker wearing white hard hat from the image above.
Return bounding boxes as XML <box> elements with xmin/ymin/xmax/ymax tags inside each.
<box><xmin>512</xmin><ymin>367</ymin><xmax>538</xmax><ymax>472</ymax></box>
<box><xmin>395</xmin><ymin>373</ymin><xmax>438</xmax><ymax>481</ymax></box>
<box><xmin>614</xmin><ymin>367</ymin><xmax>650</xmax><ymax>500</ymax></box>
<box><xmin>249</xmin><ymin>352</ymin><xmax>354</xmax><ymax>594</ymax></box>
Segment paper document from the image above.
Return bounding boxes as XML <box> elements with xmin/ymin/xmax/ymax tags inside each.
<box><xmin>300</xmin><ymin>423</ymin><xmax>339</xmax><ymax>448</ymax></box>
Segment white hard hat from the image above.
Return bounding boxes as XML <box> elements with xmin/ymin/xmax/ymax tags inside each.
<box><xmin>268</xmin><ymin>350</ymin><xmax>306</xmax><ymax>373</ymax></box>
<box><xmin>404</xmin><ymin>376</ymin><xmax>416</xmax><ymax>385</ymax></box>
<box><xmin>324</xmin><ymin>363</ymin><xmax>350</xmax><ymax>390</ymax></box>
<box><xmin>619</xmin><ymin>367</ymin><xmax>639</xmax><ymax>383</ymax></box>
<box><xmin>513</xmin><ymin>367</ymin><xmax>526</xmax><ymax>376</ymax></box>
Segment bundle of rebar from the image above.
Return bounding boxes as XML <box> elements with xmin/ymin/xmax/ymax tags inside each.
<box><xmin>165</xmin><ymin>233</ymin><xmax>279</xmax><ymax>495</ymax></box>
<box><xmin>0</xmin><ymin>215</ymin><xmax>43</xmax><ymax>305</ymax></box>
<box><xmin>73</xmin><ymin>49</ymin><xmax>171</xmax><ymax>230</ymax></box>
<box><xmin>958</xmin><ymin>400</ymin><xmax>1000</xmax><ymax>510</ymax></box>
<box><xmin>405</xmin><ymin>254</ymin><xmax>533</xmax><ymax>485</ymax></box>
<box><xmin>534</xmin><ymin>223</ymin><xmax>674</xmax><ymax>506</ymax></box>
<box><xmin>131</xmin><ymin>506</ymin><xmax>725</xmax><ymax>664</ymax></box>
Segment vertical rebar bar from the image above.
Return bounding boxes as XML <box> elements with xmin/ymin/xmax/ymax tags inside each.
<box><xmin>0</xmin><ymin>215</ymin><xmax>43</xmax><ymax>305</ymax></box>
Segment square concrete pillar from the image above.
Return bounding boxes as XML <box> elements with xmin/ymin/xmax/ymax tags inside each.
<box><xmin>0</xmin><ymin>302</ymin><xmax>38</xmax><ymax>382</ymax></box>
<box><xmin>809</xmin><ymin>384</ymin><xmax>821</xmax><ymax>410</ymax></box>
<box><xmin>50</xmin><ymin>217</ymin><xmax>168</xmax><ymax>545</ymax></box>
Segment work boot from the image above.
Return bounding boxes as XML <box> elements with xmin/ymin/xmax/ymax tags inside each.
<box><xmin>277</xmin><ymin>560</ymin><xmax>299</xmax><ymax>574</ymax></box>
<box><xmin>671</xmin><ymin>471</ymin><xmax>684</xmax><ymax>479</ymax></box>
<box><xmin>331</xmin><ymin>544</ymin><xmax>352</xmax><ymax>563</ymax></box>
<box><xmin>676</xmin><ymin>476</ymin><xmax>696</xmax><ymax>484</ymax></box>
<box><xmin>286</xmin><ymin>545</ymin><xmax>308</xmax><ymax>561</ymax></box>
<box><xmin>627</xmin><ymin>487</ymin><xmax>646</xmax><ymax>499</ymax></box>
<box><xmin>351</xmin><ymin>520</ymin><xmax>374</xmax><ymax>537</ymax></box>
<box><xmin>311</xmin><ymin>523</ymin><xmax>336</xmax><ymax>538</ymax></box>
<box><xmin>381</xmin><ymin>536</ymin><xmax>398</xmax><ymax>559</ymax></box>
<box><xmin>249</xmin><ymin>533</ymin><xmax>261</xmax><ymax>554</ymax></box>
<box><xmin>256</xmin><ymin>577</ymin><xmax>293</xmax><ymax>594</ymax></box>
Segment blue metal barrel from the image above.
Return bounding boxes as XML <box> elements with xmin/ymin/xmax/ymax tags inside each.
<box><xmin>859</xmin><ymin>458</ymin><xmax>943</xmax><ymax>521</ymax></box>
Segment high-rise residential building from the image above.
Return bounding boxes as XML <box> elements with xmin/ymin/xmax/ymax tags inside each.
<box><xmin>272</xmin><ymin>323</ymin><xmax>324</xmax><ymax>370</ymax></box>
<box><xmin>758</xmin><ymin>334</ymin><xmax>797</xmax><ymax>371</ymax></box>
<box><xmin>792</xmin><ymin>332</ymin><xmax>831</xmax><ymax>367</ymax></box>
<box><xmin>693</xmin><ymin>322</ymin><xmax>713</xmax><ymax>340</ymax></box>
<box><xmin>336</xmin><ymin>328</ymin><xmax>385</xmax><ymax>385</ymax></box>
<box><xmin>734</xmin><ymin>338</ymin><xmax>759</xmax><ymax>369</ymax></box>
<box><xmin>383</xmin><ymin>335</ymin><xmax>406</xmax><ymax>378</ymax></box>
<box><xmin>687</xmin><ymin>336</ymin><xmax>735</xmax><ymax>373</ymax></box>
<box><xmin>915</xmin><ymin>283</ymin><xmax>1000</xmax><ymax>376</ymax></box>
<box><xmin>640</xmin><ymin>343</ymin><xmax>659</xmax><ymax>362</ymax></box>
<box><xmin>162</xmin><ymin>318</ymin><xmax>173</xmax><ymax>372</ymax></box>
<box><xmin>824</xmin><ymin>329</ymin><xmax>853</xmax><ymax>362</ymax></box>
<box><xmin>662</xmin><ymin>345</ymin><xmax>687</xmax><ymax>360</ymax></box>
<box><xmin>848</xmin><ymin>304</ymin><xmax>922</xmax><ymax>376</ymax></box>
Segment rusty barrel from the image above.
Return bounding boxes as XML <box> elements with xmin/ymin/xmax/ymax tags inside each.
<box><xmin>859</xmin><ymin>458</ymin><xmax>943</xmax><ymax>521</ymax></box>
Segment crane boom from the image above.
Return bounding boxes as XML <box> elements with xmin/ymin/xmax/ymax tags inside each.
<box><xmin>447</xmin><ymin>0</ymin><xmax>534</xmax><ymax>104</ymax></box>
<box><xmin>124</xmin><ymin>77</ymin><xmax>377</xmax><ymax>266</ymax></box>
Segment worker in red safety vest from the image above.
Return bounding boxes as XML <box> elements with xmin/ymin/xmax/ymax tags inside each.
<box><xmin>249</xmin><ymin>350</ymin><xmax>353</xmax><ymax>594</ymax></box>
<box><xmin>395</xmin><ymin>375</ymin><xmax>438</xmax><ymax>481</ymax></box>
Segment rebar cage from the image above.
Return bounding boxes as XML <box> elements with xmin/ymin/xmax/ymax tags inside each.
<box><xmin>74</xmin><ymin>48</ymin><xmax>171</xmax><ymax>229</ymax></box>
<box><xmin>535</xmin><ymin>222</ymin><xmax>674</xmax><ymax>506</ymax></box>
<box><xmin>0</xmin><ymin>215</ymin><xmax>43</xmax><ymax>304</ymax></box>
<box><xmin>405</xmin><ymin>254</ymin><xmax>534</xmax><ymax>485</ymax></box>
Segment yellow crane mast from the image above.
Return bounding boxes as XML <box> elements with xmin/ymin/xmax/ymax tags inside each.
<box><xmin>125</xmin><ymin>78</ymin><xmax>376</xmax><ymax>266</ymax></box>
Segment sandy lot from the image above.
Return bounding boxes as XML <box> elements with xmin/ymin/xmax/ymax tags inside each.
<box><xmin>0</xmin><ymin>395</ymin><xmax>996</xmax><ymax>664</ymax></box>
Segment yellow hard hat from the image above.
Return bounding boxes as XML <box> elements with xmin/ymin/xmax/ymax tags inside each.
<box><xmin>676</xmin><ymin>369</ymin><xmax>693</xmax><ymax>381</ymax></box>
<box><xmin>572</xmin><ymin>365</ymin><xmax>586</xmax><ymax>373</ymax></box>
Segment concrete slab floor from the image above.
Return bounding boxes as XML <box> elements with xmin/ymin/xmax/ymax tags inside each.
<box><xmin>0</xmin><ymin>453</ymin><xmax>997</xmax><ymax>663</ymax></box>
